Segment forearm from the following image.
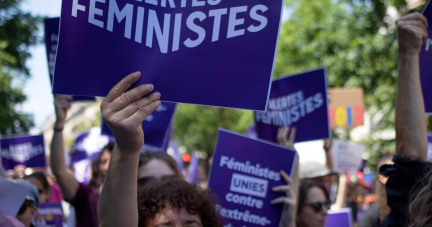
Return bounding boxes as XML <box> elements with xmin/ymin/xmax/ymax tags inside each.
<box><xmin>325</xmin><ymin>150</ymin><xmax>334</xmax><ymax>171</ymax></box>
<box><xmin>50</xmin><ymin>126</ymin><xmax>79</xmax><ymax>200</ymax></box>
<box><xmin>395</xmin><ymin>53</ymin><xmax>427</xmax><ymax>161</ymax></box>
<box><xmin>98</xmin><ymin>146</ymin><xmax>140</xmax><ymax>227</ymax></box>
<box><xmin>333</xmin><ymin>174</ymin><xmax>348</xmax><ymax>210</ymax></box>
<box><xmin>50</xmin><ymin>129</ymin><xmax>67</xmax><ymax>176</ymax></box>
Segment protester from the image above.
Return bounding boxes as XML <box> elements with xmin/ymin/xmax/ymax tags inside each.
<box><xmin>137</xmin><ymin>176</ymin><xmax>221</xmax><ymax>226</ymax></box>
<box><xmin>26</xmin><ymin>172</ymin><xmax>50</xmax><ymax>204</ymax></box>
<box><xmin>97</xmin><ymin>72</ymin><xmax>178</xmax><ymax>226</ymax></box>
<box><xmin>14</xmin><ymin>179</ymin><xmax>40</xmax><ymax>227</ymax></box>
<box><xmin>358</xmin><ymin>152</ymin><xmax>393</xmax><ymax>227</ymax></box>
<box><xmin>275</xmin><ymin>126</ymin><xmax>300</xmax><ymax>227</ymax></box>
<box><xmin>138</xmin><ymin>151</ymin><xmax>181</xmax><ymax>181</ymax></box>
<box><xmin>378</xmin><ymin>12</ymin><xmax>432</xmax><ymax>227</ymax></box>
<box><xmin>296</xmin><ymin>179</ymin><xmax>330</xmax><ymax>227</ymax></box>
<box><xmin>298</xmin><ymin>139</ymin><xmax>338</xmax><ymax>192</ymax></box>
<box><xmin>50</xmin><ymin>94</ymin><xmax>114</xmax><ymax>227</ymax></box>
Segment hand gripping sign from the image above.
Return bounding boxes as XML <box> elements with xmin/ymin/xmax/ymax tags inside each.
<box><xmin>53</xmin><ymin>0</ymin><xmax>284</xmax><ymax>111</ymax></box>
<box><xmin>208</xmin><ymin>129</ymin><xmax>297</xmax><ymax>227</ymax></box>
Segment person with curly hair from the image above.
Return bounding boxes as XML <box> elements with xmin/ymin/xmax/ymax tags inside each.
<box><xmin>137</xmin><ymin>176</ymin><xmax>220</xmax><ymax>227</ymax></box>
<box><xmin>98</xmin><ymin>72</ymin><xmax>222</xmax><ymax>227</ymax></box>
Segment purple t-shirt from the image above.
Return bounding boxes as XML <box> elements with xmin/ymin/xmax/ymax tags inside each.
<box><xmin>67</xmin><ymin>183</ymin><xmax>99</xmax><ymax>227</ymax></box>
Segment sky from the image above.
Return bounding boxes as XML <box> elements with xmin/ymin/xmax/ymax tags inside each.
<box><xmin>17</xmin><ymin>1</ymin><xmax>325</xmax><ymax>163</ymax></box>
<box><xmin>19</xmin><ymin>0</ymin><xmax>62</xmax><ymax>133</ymax></box>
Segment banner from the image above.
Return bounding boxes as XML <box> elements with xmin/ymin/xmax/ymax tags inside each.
<box><xmin>101</xmin><ymin>102</ymin><xmax>176</xmax><ymax>150</ymax></box>
<box><xmin>44</xmin><ymin>17</ymin><xmax>95</xmax><ymax>102</ymax></box>
<box><xmin>328</xmin><ymin>88</ymin><xmax>364</xmax><ymax>128</ymax></box>
<box><xmin>33</xmin><ymin>203</ymin><xmax>64</xmax><ymax>227</ymax></box>
<box><xmin>53</xmin><ymin>0</ymin><xmax>284</xmax><ymax>111</ymax></box>
<box><xmin>1</xmin><ymin>135</ymin><xmax>46</xmax><ymax>170</ymax></box>
<box><xmin>325</xmin><ymin>208</ymin><xmax>353</xmax><ymax>227</ymax></box>
<box><xmin>255</xmin><ymin>68</ymin><xmax>330</xmax><ymax>143</ymax></box>
<box><xmin>208</xmin><ymin>129</ymin><xmax>297</xmax><ymax>227</ymax></box>
<box><xmin>0</xmin><ymin>178</ymin><xmax>31</xmax><ymax>217</ymax></box>
<box><xmin>421</xmin><ymin>1</ymin><xmax>432</xmax><ymax>115</ymax></box>
<box><xmin>330</xmin><ymin>139</ymin><xmax>365</xmax><ymax>174</ymax></box>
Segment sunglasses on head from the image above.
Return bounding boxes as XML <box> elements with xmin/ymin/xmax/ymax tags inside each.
<box><xmin>305</xmin><ymin>200</ymin><xmax>331</xmax><ymax>213</ymax></box>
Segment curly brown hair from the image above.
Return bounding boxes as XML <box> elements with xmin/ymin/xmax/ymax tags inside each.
<box><xmin>137</xmin><ymin>176</ymin><xmax>222</xmax><ymax>227</ymax></box>
<box><xmin>409</xmin><ymin>167</ymin><xmax>432</xmax><ymax>227</ymax></box>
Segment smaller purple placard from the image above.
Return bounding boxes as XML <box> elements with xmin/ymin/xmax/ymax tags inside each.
<box><xmin>255</xmin><ymin>68</ymin><xmax>330</xmax><ymax>143</ymax></box>
<box><xmin>420</xmin><ymin>1</ymin><xmax>432</xmax><ymax>115</ymax></box>
<box><xmin>33</xmin><ymin>203</ymin><xmax>64</xmax><ymax>227</ymax></box>
<box><xmin>101</xmin><ymin>102</ymin><xmax>176</xmax><ymax>150</ymax></box>
<box><xmin>1</xmin><ymin>135</ymin><xmax>46</xmax><ymax>170</ymax></box>
<box><xmin>44</xmin><ymin>17</ymin><xmax>95</xmax><ymax>102</ymax></box>
<box><xmin>325</xmin><ymin>208</ymin><xmax>353</xmax><ymax>227</ymax></box>
<box><xmin>208</xmin><ymin>129</ymin><xmax>297</xmax><ymax>227</ymax></box>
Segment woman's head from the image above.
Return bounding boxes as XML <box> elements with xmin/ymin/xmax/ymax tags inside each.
<box><xmin>99</xmin><ymin>141</ymin><xmax>115</xmax><ymax>179</ymax></box>
<box><xmin>138</xmin><ymin>151</ymin><xmax>180</xmax><ymax>180</ymax></box>
<box><xmin>137</xmin><ymin>176</ymin><xmax>221</xmax><ymax>227</ymax></box>
<box><xmin>26</xmin><ymin>172</ymin><xmax>50</xmax><ymax>203</ymax></box>
<box><xmin>297</xmin><ymin>180</ymin><xmax>330</xmax><ymax>227</ymax></box>
<box><xmin>409</xmin><ymin>167</ymin><xmax>432</xmax><ymax>227</ymax></box>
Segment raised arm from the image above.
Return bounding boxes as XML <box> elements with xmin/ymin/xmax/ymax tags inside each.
<box><xmin>323</xmin><ymin>139</ymin><xmax>334</xmax><ymax>171</ymax></box>
<box><xmin>98</xmin><ymin>72</ymin><xmax>161</xmax><ymax>227</ymax></box>
<box><xmin>395</xmin><ymin>13</ymin><xmax>429</xmax><ymax>161</ymax></box>
<box><xmin>275</xmin><ymin>127</ymin><xmax>299</xmax><ymax>227</ymax></box>
<box><xmin>50</xmin><ymin>95</ymin><xmax>80</xmax><ymax>201</ymax></box>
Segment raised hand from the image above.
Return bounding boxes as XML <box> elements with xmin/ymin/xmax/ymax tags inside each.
<box><xmin>271</xmin><ymin>170</ymin><xmax>297</xmax><ymax>227</ymax></box>
<box><xmin>277</xmin><ymin>126</ymin><xmax>297</xmax><ymax>150</ymax></box>
<box><xmin>396</xmin><ymin>12</ymin><xmax>428</xmax><ymax>55</ymax></box>
<box><xmin>54</xmin><ymin>94</ymin><xmax>73</xmax><ymax>128</ymax></box>
<box><xmin>100</xmin><ymin>72</ymin><xmax>161</xmax><ymax>154</ymax></box>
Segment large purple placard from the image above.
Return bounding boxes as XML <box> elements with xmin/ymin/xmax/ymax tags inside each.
<box><xmin>208</xmin><ymin>129</ymin><xmax>297</xmax><ymax>227</ymax></box>
<box><xmin>33</xmin><ymin>203</ymin><xmax>64</xmax><ymax>227</ymax></box>
<box><xmin>255</xmin><ymin>68</ymin><xmax>330</xmax><ymax>143</ymax></box>
<box><xmin>53</xmin><ymin>0</ymin><xmax>284</xmax><ymax>111</ymax></box>
<box><xmin>1</xmin><ymin>135</ymin><xmax>46</xmax><ymax>170</ymax></box>
<box><xmin>101</xmin><ymin>102</ymin><xmax>176</xmax><ymax>150</ymax></box>
<box><xmin>421</xmin><ymin>1</ymin><xmax>432</xmax><ymax>115</ymax></box>
<box><xmin>325</xmin><ymin>208</ymin><xmax>352</xmax><ymax>227</ymax></box>
<box><xmin>44</xmin><ymin>17</ymin><xmax>95</xmax><ymax>102</ymax></box>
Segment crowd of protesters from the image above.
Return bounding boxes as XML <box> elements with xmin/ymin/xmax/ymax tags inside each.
<box><xmin>1</xmin><ymin>12</ymin><xmax>432</xmax><ymax>227</ymax></box>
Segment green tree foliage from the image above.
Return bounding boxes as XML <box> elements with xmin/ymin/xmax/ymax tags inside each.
<box><xmin>174</xmin><ymin>0</ymin><xmax>424</xmax><ymax>170</ymax></box>
<box><xmin>275</xmin><ymin>0</ymin><xmax>422</xmax><ymax>169</ymax></box>
<box><xmin>0</xmin><ymin>0</ymin><xmax>40</xmax><ymax>134</ymax></box>
<box><xmin>174</xmin><ymin>104</ymin><xmax>252</xmax><ymax>156</ymax></box>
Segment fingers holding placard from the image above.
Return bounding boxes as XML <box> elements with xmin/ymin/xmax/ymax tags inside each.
<box><xmin>101</xmin><ymin>72</ymin><xmax>161</xmax><ymax>154</ymax></box>
<box><xmin>277</xmin><ymin>127</ymin><xmax>297</xmax><ymax>150</ymax></box>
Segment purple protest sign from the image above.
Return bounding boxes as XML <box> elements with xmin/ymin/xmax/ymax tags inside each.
<box><xmin>53</xmin><ymin>0</ymin><xmax>284</xmax><ymax>111</ymax></box>
<box><xmin>44</xmin><ymin>17</ymin><xmax>95</xmax><ymax>102</ymax></box>
<box><xmin>325</xmin><ymin>208</ymin><xmax>353</xmax><ymax>227</ymax></box>
<box><xmin>427</xmin><ymin>134</ymin><xmax>432</xmax><ymax>162</ymax></box>
<box><xmin>0</xmin><ymin>178</ymin><xmax>31</xmax><ymax>217</ymax></box>
<box><xmin>208</xmin><ymin>129</ymin><xmax>297</xmax><ymax>227</ymax></box>
<box><xmin>255</xmin><ymin>68</ymin><xmax>330</xmax><ymax>143</ymax></box>
<box><xmin>1</xmin><ymin>135</ymin><xmax>46</xmax><ymax>170</ymax></box>
<box><xmin>187</xmin><ymin>152</ymin><xmax>199</xmax><ymax>183</ymax></box>
<box><xmin>102</xmin><ymin>102</ymin><xmax>176</xmax><ymax>150</ymax></box>
<box><xmin>33</xmin><ymin>203</ymin><xmax>64</xmax><ymax>227</ymax></box>
<box><xmin>168</xmin><ymin>140</ymin><xmax>186</xmax><ymax>176</ymax></box>
<box><xmin>421</xmin><ymin>1</ymin><xmax>432</xmax><ymax>114</ymax></box>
